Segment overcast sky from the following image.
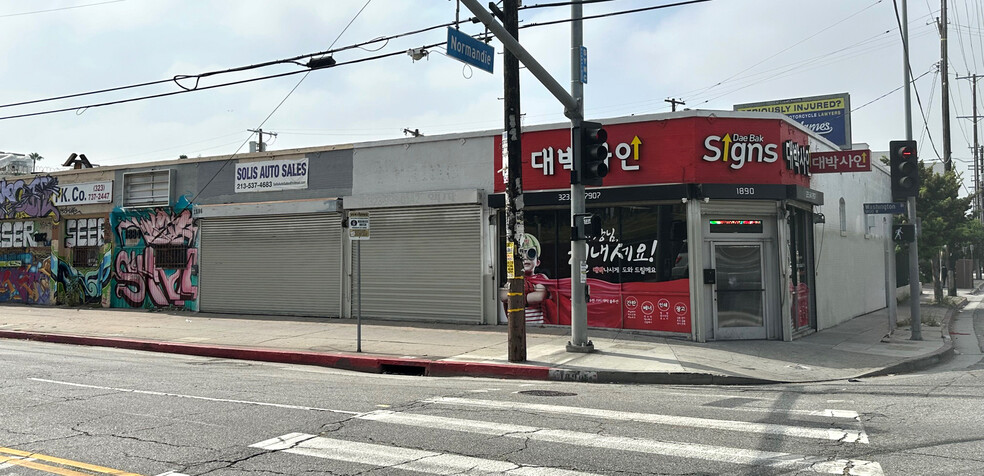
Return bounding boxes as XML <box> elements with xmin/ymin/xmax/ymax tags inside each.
<box><xmin>2</xmin><ymin>0</ymin><xmax>982</xmax><ymax>192</ymax></box>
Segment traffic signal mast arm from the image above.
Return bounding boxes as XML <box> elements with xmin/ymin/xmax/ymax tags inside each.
<box><xmin>459</xmin><ymin>0</ymin><xmax>581</xmax><ymax>120</ymax></box>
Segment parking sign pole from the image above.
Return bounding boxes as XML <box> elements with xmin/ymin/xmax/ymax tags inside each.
<box><xmin>357</xmin><ymin>239</ymin><xmax>362</xmax><ymax>352</ymax></box>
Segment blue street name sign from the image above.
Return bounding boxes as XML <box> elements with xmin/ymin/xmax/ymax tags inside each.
<box><xmin>446</xmin><ymin>27</ymin><xmax>494</xmax><ymax>74</ymax></box>
<box><xmin>863</xmin><ymin>202</ymin><xmax>907</xmax><ymax>215</ymax></box>
<box><xmin>580</xmin><ymin>46</ymin><xmax>588</xmax><ymax>84</ymax></box>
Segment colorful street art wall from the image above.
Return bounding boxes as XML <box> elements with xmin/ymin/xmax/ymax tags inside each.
<box><xmin>110</xmin><ymin>197</ymin><xmax>198</xmax><ymax>310</ymax></box>
<box><xmin>54</xmin><ymin>218</ymin><xmax>112</xmax><ymax>306</ymax></box>
<box><xmin>0</xmin><ymin>176</ymin><xmax>59</xmax><ymax>305</ymax></box>
<box><xmin>52</xmin><ymin>246</ymin><xmax>112</xmax><ymax>307</ymax></box>
<box><xmin>0</xmin><ymin>251</ymin><xmax>52</xmax><ymax>304</ymax></box>
<box><xmin>1</xmin><ymin>176</ymin><xmax>60</xmax><ymax>220</ymax></box>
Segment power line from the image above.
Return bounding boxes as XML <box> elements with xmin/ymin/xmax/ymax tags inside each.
<box><xmin>0</xmin><ymin>0</ymin><xmax>124</xmax><ymax>19</ymax></box>
<box><xmin>893</xmin><ymin>0</ymin><xmax>943</xmax><ymax>163</ymax></box>
<box><xmin>0</xmin><ymin>1</ymin><xmax>708</xmax><ymax>122</ymax></box>
<box><xmin>520</xmin><ymin>0</ymin><xmax>710</xmax><ymax>28</ymax></box>
<box><xmin>183</xmin><ymin>0</ymin><xmax>374</xmax><ymax>211</ymax></box>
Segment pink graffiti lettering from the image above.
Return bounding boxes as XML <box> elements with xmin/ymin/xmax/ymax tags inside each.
<box><xmin>114</xmin><ymin>247</ymin><xmax>198</xmax><ymax>307</ymax></box>
<box><xmin>117</xmin><ymin>209</ymin><xmax>195</xmax><ymax>246</ymax></box>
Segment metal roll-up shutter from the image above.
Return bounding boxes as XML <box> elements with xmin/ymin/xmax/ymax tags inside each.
<box><xmin>354</xmin><ymin>205</ymin><xmax>482</xmax><ymax>323</ymax></box>
<box><xmin>200</xmin><ymin>214</ymin><xmax>342</xmax><ymax>316</ymax></box>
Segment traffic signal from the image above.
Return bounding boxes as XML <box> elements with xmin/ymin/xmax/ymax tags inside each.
<box><xmin>574</xmin><ymin>121</ymin><xmax>609</xmax><ymax>186</ymax></box>
<box><xmin>890</xmin><ymin>140</ymin><xmax>919</xmax><ymax>201</ymax></box>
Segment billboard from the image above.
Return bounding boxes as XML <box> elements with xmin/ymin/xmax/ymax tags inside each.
<box><xmin>734</xmin><ymin>93</ymin><xmax>852</xmax><ymax>149</ymax></box>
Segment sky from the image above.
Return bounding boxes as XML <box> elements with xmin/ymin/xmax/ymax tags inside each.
<box><xmin>1</xmin><ymin>0</ymin><xmax>982</xmax><ymax>194</ymax></box>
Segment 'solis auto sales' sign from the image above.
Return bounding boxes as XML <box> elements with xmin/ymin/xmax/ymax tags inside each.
<box><xmin>235</xmin><ymin>158</ymin><xmax>309</xmax><ymax>193</ymax></box>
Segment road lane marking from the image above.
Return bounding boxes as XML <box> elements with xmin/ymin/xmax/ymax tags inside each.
<box><xmin>622</xmin><ymin>391</ymin><xmax>860</xmax><ymax>419</ymax></box>
<box><xmin>356</xmin><ymin>410</ymin><xmax>884</xmax><ymax>475</ymax></box>
<box><xmin>28</xmin><ymin>378</ymin><xmax>360</xmax><ymax>415</ymax></box>
<box><xmin>251</xmin><ymin>433</ymin><xmax>602</xmax><ymax>475</ymax></box>
<box><xmin>425</xmin><ymin>397</ymin><xmax>868</xmax><ymax>443</ymax></box>
<box><xmin>0</xmin><ymin>448</ymin><xmax>142</xmax><ymax>475</ymax></box>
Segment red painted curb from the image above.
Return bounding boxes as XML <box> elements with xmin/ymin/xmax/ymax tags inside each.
<box><xmin>0</xmin><ymin>330</ymin><xmax>552</xmax><ymax>381</ymax></box>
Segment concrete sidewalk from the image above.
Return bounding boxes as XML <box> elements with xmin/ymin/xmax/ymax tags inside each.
<box><xmin>0</xmin><ymin>284</ymin><xmax>976</xmax><ymax>384</ymax></box>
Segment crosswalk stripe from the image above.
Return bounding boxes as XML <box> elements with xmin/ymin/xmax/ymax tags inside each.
<box><xmin>424</xmin><ymin>397</ymin><xmax>868</xmax><ymax>443</ymax></box>
<box><xmin>356</xmin><ymin>410</ymin><xmax>884</xmax><ymax>475</ymax></box>
<box><xmin>251</xmin><ymin>433</ymin><xmax>602</xmax><ymax>475</ymax></box>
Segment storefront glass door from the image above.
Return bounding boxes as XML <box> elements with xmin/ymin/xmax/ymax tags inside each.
<box><xmin>712</xmin><ymin>243</ymin><xmax>767</xmax><ymax>340</ymax></box>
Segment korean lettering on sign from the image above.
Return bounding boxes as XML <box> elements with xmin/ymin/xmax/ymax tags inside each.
<box><xmin>810</xmin><ymin>149</ymin><xmax>871</xmax><ymax>173</ymax></box>
<box><xmin>530</xmin><ymin>136</ymin><xmax>642</xmax><ymax>177</ymax></box>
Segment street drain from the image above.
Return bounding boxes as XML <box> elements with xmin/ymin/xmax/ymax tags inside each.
<box><xmin>518</xmin><ymin>390</ymin><xmax>577</xmax><ymax>397</ymax></box>
<box><xmin>380</xmin><ymin>363</ymin><xmax>427</xmax><ymax>376</ymax></box>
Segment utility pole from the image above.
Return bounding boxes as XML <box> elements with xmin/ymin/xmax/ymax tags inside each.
<box><xmin>248</xmin><ymin>128</ymin><xmax>277</xmax><ymax>152</ymax></box>
<box><xmin>665</xmin><ymin>98</ymin><xmax>685</xmax><ymax>112</ymax></box>
<box><xmin>957</xmin><ymin>74</ymin><xmax>981</xmax><ymax>223</ymax></box>
<box><xmin>902</xmin><ymin>0</ymin><xmax>922</xmax><ymax>340</ymax></box>
<box><xmin>938</xmin><ymin>2</ymin><xmax>957</xmax><ymax>296</ymax></box>
<box><xmin>939</xmin><ymin>2</ymin><xmax>951</xmax><ymax>172</ymax></box>
<box><xmin>498</xmin><ymin>0</ymin><xmax>527</xmax><ymax>362</ymax></box>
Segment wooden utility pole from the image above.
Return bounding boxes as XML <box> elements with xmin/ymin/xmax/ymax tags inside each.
<box><xmin>665</xmin><ymin>98</ymin><xmax>685</xmax><ymax>112</ymax></box>
<box><xmin>958</xmin><ymin>74</ymin><xmax>980</xmax><ymax>222</ymax></box>
<box><xmin>939</xmin><ymin>2</ymin><xmax>951</xmax><ymax>172</ymax></box>
<box><xmin>501</xmin><ymin>0</ymin><xmax>526</xmax><ymax>362</ymax></box>
<box><xmin>248</xmin><ymin>128</ymin><xmax>277</xmax><ymax>152</ymax></box>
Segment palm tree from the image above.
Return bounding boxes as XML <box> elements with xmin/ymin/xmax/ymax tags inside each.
<box><xmin>28</xmin><ymin>152</ymin><xmax>42</xmax><ymax>173</ymax></box>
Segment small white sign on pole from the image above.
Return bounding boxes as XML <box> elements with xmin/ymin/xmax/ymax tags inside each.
<box><xmin>349</xmin><ymin>211</ymin><xmax>370</xmax><ymax>240</ymax></box>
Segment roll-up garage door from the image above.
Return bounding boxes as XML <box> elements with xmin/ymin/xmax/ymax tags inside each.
<box><xmin>354</xmin><ymin>205</ymin><xmax>482</xmax><ymax>323</ymax></box>
<box><xmin>199</xmin><ymin>214</ymin><xmax>342</xmax><ymax>316</ymax></box>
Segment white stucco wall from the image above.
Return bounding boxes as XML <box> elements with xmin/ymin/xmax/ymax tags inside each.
<box><xmin>810</xmin><ymin>153</ymin><xmax>893</xmax><ymax>330</ymax></box>
<box><xmin>351</xmin><ymin>133</ymin><xmax>495</xmax><ymax>195</ymax></box>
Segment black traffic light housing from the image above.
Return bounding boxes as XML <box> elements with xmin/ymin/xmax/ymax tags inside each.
<box><xmin>573</xmin><ymin>121</ymin><xmax>609</xmax><ymax>186</ymax></box>
<box><xmin>890</xmin><ymin>140</ymin><xmax>919</xmax><ymax>202</ymax></box>
<box><xmin>572</xmin><ymin>213</ymin><xmax>602</xmax><ymax>241</ymax></box>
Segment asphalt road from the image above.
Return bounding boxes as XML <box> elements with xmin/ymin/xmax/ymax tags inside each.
<box><xmin>0</xmin><ymin>298</ymin><xmax>982</xmax><ymax>475</ymax></box>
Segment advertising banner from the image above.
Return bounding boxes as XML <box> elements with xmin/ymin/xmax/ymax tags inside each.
<box><xmin>235</xmin><ymin>158</ymin><xmax>309</xmax><ymax>193</ymax></box>
<box><xmin>501</xmin><ymin>205</ymin><xmax>691</xmax><ymax>334</ymax></box>
<box><xmin>54</xmin><ymin>181</ymin><xmax>113</xmax><ymax>205</ymax></box>
<box><xmin>735</xmin><ymin>93</ymin><xmax>852</xmax><ymax>149</ymax></box>
<box><xmin>493</xmin><ymin>116</ymin><xmax>811</xmax><ymax>193</ymax></box>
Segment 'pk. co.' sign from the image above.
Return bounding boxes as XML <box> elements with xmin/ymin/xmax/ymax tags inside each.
<box><xmin>54</xmin><ymin>181</ymin><xmax>113</xmax><ymax>205</ymax></box>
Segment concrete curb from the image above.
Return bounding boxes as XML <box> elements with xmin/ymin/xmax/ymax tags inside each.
<box><xmin>0</xmin><ymin>330</ymin><xmax>553</xmax><ymax>381</ymax></box>
<box><xmin>856</xmin><ymin>299</ymin><xmax>963</xmax><ymax>379</ymax></box>
<box><xmin>546</xmin><ymin>369</ymin><xmax>781</xmax><ymax>385</ymax></box>
<box><xmin>0</xmin><ymin>329</ymin><xmax>787</xmax><ymax>385</ymax></box>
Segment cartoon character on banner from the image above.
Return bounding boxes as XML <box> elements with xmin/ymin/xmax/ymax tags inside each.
<box><xmin>499</xmin><ymin>233</ymin><xmax>549</xmax><ymax>325</ymax></box>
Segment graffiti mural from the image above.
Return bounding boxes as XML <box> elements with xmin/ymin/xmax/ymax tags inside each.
<box><xmin>0</xmin><ymin>176</ymin><xmax>60</xmax><ymax>220</ymax></box>
<box><xmin>0</xmin><ymin>251</ymin><xmax>53</xmax><ymax>304</ymax></box>
<box><xmin>110</xmin><ymin>197</ymin><xmax>198</xmax><ymax>310</ymax></box>
<box><xmin>52</xmin><ymin>247</ymin><xmax>112</xmax><ymax>307</ymax></box>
